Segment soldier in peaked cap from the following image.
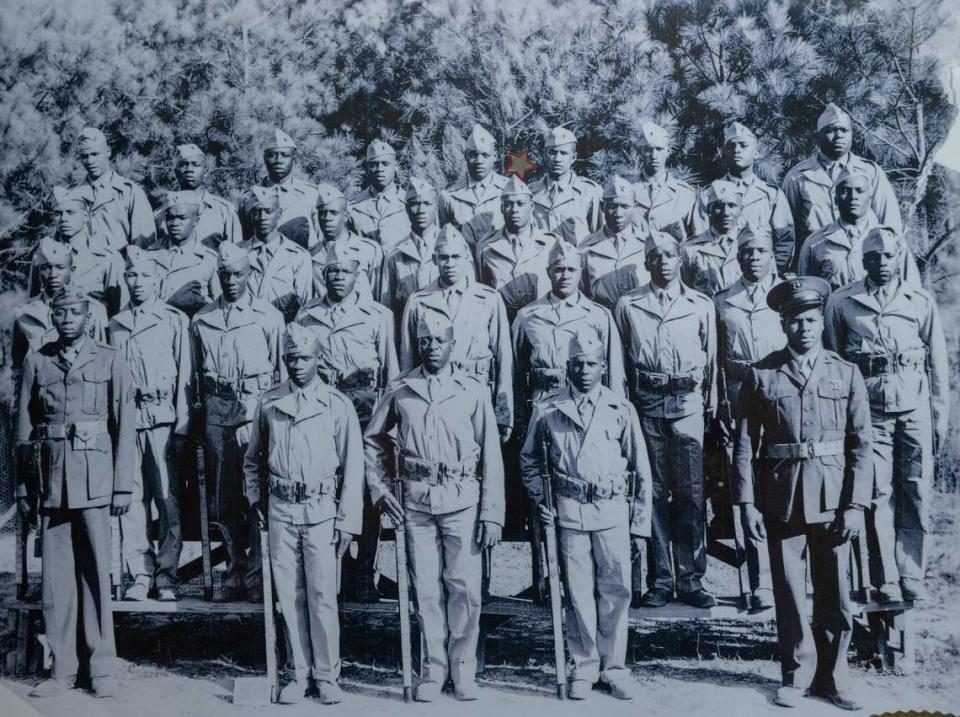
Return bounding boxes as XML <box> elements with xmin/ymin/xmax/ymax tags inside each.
<box><xmin>108</xmin><ymin>246</ymin><xmax>191</xmax><ymax>601</ymax></box>
<box><xmin>365</xmin><ymin>312</ymin><xmax>505</xmax><ymax>702</ymax></box>
<box><xmin>783</xmin><ymin>103</ymin><xmax>902</xmax><ymax>265</ymax></box>
<box><xmin>733</xmin><ymin>275</ymin><xmax>872</xmax><ymax>710</ymax></box>
<box><xmin>824</xmin><ymin>228</ymin><xmax>948</xmax><ymax>604</ymax></box>
<box><xmin>696</xmin><ymin>122</ymin><xmax>795</xmax><ymax>272</ymax></box>
<box><xmin>681</xmin><ymin>180</ymin><xmax>746</xmax><ymax>297</ymax></box>
<box><xmin>191</xmin><ymin>241</ymin><xmax>286</xmax><ymax>600</ymax></box>
<box><xmin>519</xmin><ymin>332</ymin><xmax>652</xmax><ymax>700</ymax></box>
<box><xmin>348</xmin><ymin>139</ymin><xmax>412</xmax><ymax>255</ymax></box>
<box><xmin>154</xmin><ymin>190</ymin><xmax>222</xmax><ymax>317</ymax></box>
<box><xmin>17</xmin><ymin>284</ymin><xmax>136</xmax><ymax>698</ymax></box>
<box><xmin>239</xmin><ymin>185</ymin><xmax>312</xmax><ymax>322</ymax></box>
<box><xmin>294</xmin><ymin>242</ymin><xmax>398</xmax><ymax>602</ymax></box>
<box><xmin>240</xmin><ymin>128</ymin><xmax>319</xmax><ymax>250</ymax></box>
<box><xmin>632</xmin><ymin>121</ymin><xmax>705</xmax><ymax>242</ymax></box>
<box><xmin>528</xmin><ymin>126</ymin><xmax>602</xmax><ymax>245</ymax></box>
<box><xmin>72</xmin><ymin>126</ymin><xmax>156</xmax><ymax>249</ymax></box>
<box><xmin>438</xmin><ymin>124</ymin><xmax>511</xmax><ymax>249</ymax></box>
<box><xmin>155</xmin><ymin>143</ymin><xmax>243</xmax><ymax>249</ymax></box>
<box><xmin>580</xmin><ymin>174</ymin><xmax>651</xmax><ymax>310</ymax></box>
<box><xmin>243</xmin><ymin>322</ymin><xmax>364</xmax><ymax>705</ymax></box>
<box><xmin>614</xmin><ymin>228</ymin><xmax>718</xmax><ymax>609</ymax></box>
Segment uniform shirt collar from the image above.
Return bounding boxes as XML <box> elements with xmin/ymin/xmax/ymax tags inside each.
<box><xmin>655</xmin><ymin>281</ymin><xmax>682</xmax><ymax>302</ymax></box>
<box><xmin>570</xmin><ymin>381</ymin><xmax>601</xmax><ymax>406</ymax></box>
<box><xmin>168</xmin><ymin>233</ymin><xmax>201</xmax><ymax>253</ymax></box>
<box><xmin>90</xmin><ymin>169</ymin><xmax>115</xmax><ymax>191</ymax></box>
<box><xmin>787</xmin><ymin>345</ymin><xmax>820</xmax><ymax>370</ymax></box>
<box><xmin>467</xmin><ymin>172</ymin><xmax>494</xmax><ymax>191</ymax></box>
<box><xmin>545</xmin><ymin>172</ymin><xmax>574</xmax><ymax>191</ymax></box>
<box><xmin>548</xmin><ymin>291</ymin><xmax>580</xmax><ymax>310</ymax></box>
<box><xmin>817</xmin><ymin>150</ymin><xmax>849</xmax><ymax>172</ymax></box>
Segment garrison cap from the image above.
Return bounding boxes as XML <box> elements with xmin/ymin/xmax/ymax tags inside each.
<box><xmin>315</xmin><ymin>183</ymin><xmax>346</xmax><ymax>208</ymax></box>
<box><xmin>703</xmin><ymin>179</ymin><xmax>743</xmax><ymax>207</ymax></box>
<box><xmin>365</xmin><ymin>139</ymin><xmax>395</xmax><ymax>161</ymax></box>
<box><xmin>405</xmin><ymin>177</ymin><xmax>437</xmax><ymax>202</ymax></box>
<box><xmin>416</xmin><ymin>312</ymin><xmax>454</xmax><ymax>339</ymax></box>
<box><xmin>122</xmin><ymin>245</ymin><xmax>165</xmax><ymax>272</ymax></box>
<box><xmin>262</xmin><ymin>128</ymin><xmax>296</xmax><ymax>151</ymax></box>
<box><xmin>568</xmin><ymin>332</ymin><xmax>604</xmax><ymax>360</ymax></box>
<box><xmin>737</xmin><ymin>224</ymin><xmax>773</xmax><ymax>249</ymax></box>
<box><xmin>35</xmin><ymin>237</ymin><xmax>72</xmax><ymax>266</ymax></box>
<box><xmin>817</xmin><ymin>103</ymin><xmax>852</xmax><ymax>131</ymax></box>
<box><xmin>544</xmin><ymin>126</ymin><xmax>577</xmax><ymax>148</ymax></box>
<box><xmin>322</xmin><ymin>243</ymin><xmax>360</xmax><ymax>270</ymax></box>
<box><xmin>547</xmin><ymin>239</ymin><xmax>580</xmax><ymax>267</ymax></box>
<box><xmin>862</xmin><ymin>226</ymin><xmax>902</xmax><ymax>256</ymax></box>
<box><xmin>50</xmin><ymin>285</ymin><xmax>89</xmax><ymax>309</ymax></box>
<box><xmin>465</xmin><ymin>124</ymin><xmax>496</xmax><ymax>153</ymax></box>
<box><xmin>247</xmin><ymin>185</ymin><xmax>279</xmax><ymax>210</ymax></box>
<box><xmin>282</xmin><ymin>323</ymin><xmax>320</xmax><ymax>357</ymax></box>
<box><xmin>52</xmin><ymin>185</ymin><xmax>94</xmax><ymax>209</ymax></box>
<box><xmin>644</xmin><ymin>229</ymin><xmax>680</xmax><ymax>256</ymax></box>
<box><xmin>835</xmin><ymin>167</ymin><xmax>870</xmax><ymax>190</ymax></box>
<box><xmin>501</xmin><ymin>175</ymin><xmax>531</xmax><ymax>197</ymax></box>
<box><xmin>175</xmin><ymin>143</ymin><xmax>205</xmax><ymax>161</ymax></box>
<box><xmin>164</xmin><ymin>189</ymin><xmax>203</xmax><ymax>210</ymax></box>
<box><xmin>217</xmin><ymin>242</ymin><xmax>250</xmax><ymax>270</ymax></box>
<box><xmin>767</xmin><ymin>276</ymin><xmax>831</xmax><ymax>316</ymax></box>
<box><xmin>434</xmin><ymin>224</ymin><xmax>470</xmax><ymax>253</ymax></box>
<box><xmin>603</xmin><ymin>174</ymin><xmax>634</xmax><ymax>201</ymax></box>
<box><xmin>638</xmin><ymin>121</ymin><xmax>670</xmax><ymax>147</ymax></box>
<box><xmin>723</xmin><ymin>122</ymin><xmax>757</xmax><ymax>144</ymax></box>
<box><xmin>76</xmin><ymin>127</ymin><xmax>108</xmax><ymax>152</ymax></box>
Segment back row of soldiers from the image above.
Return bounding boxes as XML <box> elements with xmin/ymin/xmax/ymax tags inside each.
<box><xmin>15</xmin><ymin>104</ymin><xmax>946</xmax><ymax>709</ymax></box>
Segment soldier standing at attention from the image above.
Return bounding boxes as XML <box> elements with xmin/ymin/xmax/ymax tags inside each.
<box><xmin>191</xmin><ymin>243</ymin><xmax>286</xmax><ymax>600</ymax></box>
<box><xmin>614</xmin><ymin>229</ymin><xmax>717</xmax><ymax>609</ymax></box>
<box><xmin>348</xmin><ymin>139</ymin><xmax>412</xmax><ymax>254</ymax></box>
<box><xmin>108</xmin><ymin>247</ymin><xmax>192</xmax><ymax>602</ymax></box>
<box><xmin>734</xmin><ymin>277</ymin><xmax>872</xmax><ymax>711</ymax></box>
<box><xmin>365</xmin><ymin>314</ymin><xmax>505</xmax><ymax>702</ymax></box>
<box><xmin>528</xmin><ymin>126</ymin><xmax>602</xmax><ymax>246</ymax></box>
<box><xmin>824</xmin><ymin>228</ymin><xmax>948</xmax><ymax>603</ymax></box>
<box><xmin>244</xmin><ymin>324</ymin><xmax>364</xmax><ymax>705</ymax></box>
<box><xmin>295</xmin><ymin>244</ymin><xmax>398</xmax><ymax>602</ymax></box>
<box><xmin>520</xmin><ymin>333</ymin><xmax>652</xmax><ymax>700</ymax></box>
<box><xmin>681</xmin><ymin>180</ymin><xmax>745</xmax><ymax>298</ymax></box>
<box><xmin>17</xmin><ymin>286</ymin><xmax>135</xmax><ymax>698</ymax></box>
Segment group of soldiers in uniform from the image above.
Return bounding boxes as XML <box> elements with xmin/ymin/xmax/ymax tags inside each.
<box><xmin>12</xmin><ymin>102</ymin><xmax>947</xmax><ymax>710</ymax></box>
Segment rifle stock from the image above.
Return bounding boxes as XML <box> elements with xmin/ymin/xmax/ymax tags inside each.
<box><xmin>539</xmin><ymin>435</ymin><xmax>567</xmax><ymax>699</ymax></box>
<box><xmin>193</xmin><ymin>374</ymin><xmax>214</xmax><ymax>601</ymax></box>
<box><xmin>391</xmin><ymin>447</ymin><xmax>413</xmax><ymax>702</ymax></box>
<box><xmin>259</xmin><ymin>527</ymin><xmax>281</xmax><ymax>702</ymax></box>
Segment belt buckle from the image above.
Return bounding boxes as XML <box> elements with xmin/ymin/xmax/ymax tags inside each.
<box><xmin>803</xmin><ymin>441</ymin><xmax>816</xmax><ymax>459</ymax></box>
<box><xmin>585</xmin><ymin>482</ymin><xmax>596</xmax><ymax>504</ymax></box>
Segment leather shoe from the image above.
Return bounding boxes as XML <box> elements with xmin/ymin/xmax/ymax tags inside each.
<box><xmin>454</xmin><ymin>681</ymin><xmax>480</xmax><ymax>701</ymax></box>
<box><xmin>29</xmin><ymin>679</ymin><xmax>71</xmax><ymax>698</ymax></box>
<box><xmin>607</xmin><ymin>679</ymin><xmax>639</xmax><ymax>700</ymax></box>
<box><xmin>638</xmin><ymin>588</ymin><xmax>672</xmax><ymax>608</ymax></box>
<box><xmin>774</xmin><ymin>685</ymin><xmax>802</xmax><ymax>707</ymax></box>
<box><xmin>875</xmin><ymin>582</ymin><xmax>903</xmax><ymax>603</ymax></box>
<box><xmin>90</xmin><ymin>676</ymin><xmax>117</xmax><ymax>699</ymax></box>
<box><xmin>901</xmin><ymin>578</ymin><xmax>929</xmax><ymax>603</ymax></box>
<box><xmin>677</xmin><ymin>588</ymin><xmax>717</xmax><ymax>609</ymax></box>
<box><xmin>568</xmin><ymin>679</ymin><xmax>593</xmax><ymax>700</ymax></box>
<box><xmin>156</xmin><ymin>587</ymin><xmax>177</xmax><ymax>602</ymax></box>
<box><xmin>124</xmin><ymin>580</ymin><xmax>150</xmax><ymax>601</ymax></box>
<box><xmin>278</xmin><ymin>680</ymin><xmax>306</xmax><ymax>704</ymax></box>
<box><xmin>750</xmin><ymin>588</ymin><xmax>775</xmax><ymax>611</ymax></box>
<box><xmin>316</xmin><ymin>680</ymin><xmax>343</xmax><ymax>704</ymax></box>
<box><xmin>415</xmin><ymin>681</ymin><xmax>441</xmax><ymax>702</ymax></box>
<box><xmin>808</xmin><ymin>689</ymin><xmax>861</xmax><ymax>711</ymax></box>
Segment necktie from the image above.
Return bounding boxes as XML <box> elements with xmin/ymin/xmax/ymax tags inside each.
<box><xmin>444</xmin><ymin>287</ymin><xmax>461</xmax><ymax>317</ymax></box>
<box><xmin>658</xmin><ymin>290</ymin><xmax>669</xmax><ymax>311</ymax></box>
<box><xmin>578</xmin><ymin>395</ymin><xmax>594</xmax><ymax>426</ymax></box>
<box><xmin>427</xmin><ymin>375</ymin><xmax>440</xmax><ymax>401</ymax></box>
<box><xmin>512</xmin><ymin>236</ymin><xmax>523</xmax><ymax>261</ymax></box>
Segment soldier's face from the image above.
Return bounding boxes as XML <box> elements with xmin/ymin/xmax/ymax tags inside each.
<box><xmin>738</xmin><ymin>244</ymin><xmax>773</xmax><ymax>282</ymax></box>
<box><xmin>782</xmin><ymin>308</ymin><xmax>824</xmax><ymax>353</ymax></box>
<box><xmin>324</xmin><ymin>263</ymin><xmax>358</xmax><ymax>301</ymax></box>
<box><xmin>218</xmin><ymin>266</ymin><xmax>250</xmax><ymax>302</ymax></box>
<box><xmin>406</xmin><ymin>196</ymin><xmax>436</xmax><ymax>232</ymax></box>
<box><xmin>317</xmin><ymin>200</ymin><xmax>347</xmax><ymax>239</ymax></box>
<box><xmin>723</xmin><ymin>137</ymin><xmax>757</xmax><ymax>171</ymax></box>
<box><xmin>709</xmin><ymin>199</ymin><xmax>741</xmax><ymax>234</ymax></box>
<box><xmin>646</xmin><ymin>244</ymin><xmax>680</xmax><ymax>284</ymax></box>
<box><xmin>549</xmin><ymin>259</ymin><xmax>580</xmax><ymax>298</ymax></box>
<box><xmin>465</xmin><ymin>148</ymin><xmax>495</xmax><ymax>182</ymax></box>
<box><xmin>602</xmin><ymin>198</ymin><xmax>634</xmax><ymax>233</ymax></box>
<box><xmin>263</xmin><ymin>148</ymin><xmax>294</xmax><ymax>181</ymax></box>
<box><xmin>52</xmin><ymin>302</ymin><xmax>90</xmax><ymax>341</ymax></box>
<box><xmin>175</xmin><ymin>157</ymin><xmax>206</xmax><ymax>189</ymax></box>
<box><xmin>77</xmin><ymin>146</ymin><xmax>110</xmax><ymax>179</ymax></box>
<box><xmin>568</xmin><ymin>351</ymin><xmax>605</xmax><ymax>394</ymax></box>
<box><xmin>125</xmin><ymin>265</ymin><xmax>159</xmax><ymax>305</ymax></box>
<box><xmin>819</xmin><ymin>123</ymin><xmax>852</xmax><ymax>160</ymax></box>
<box><xmin>54</xmin><ymin>202</ymin><xmax>87</xmax><ymax>238</ymax></box>
<box><xmin>863</xmin><ymin>250</ymin><xmax>898</xmax><ymax>286</ymax></box>
<box><xmin>418</xmin><ymin>329</ymin><xmax>455</xmax><ymax>372</ymax></box>
<box><xmin>502</xmin><ymin>195</ymin><xmax>532</xmax><ymax>231</ymax></box>
<box><xmin>166</xmin><ymin>205</ymin><xmax>200</xmax><ymax>243</ymax></box>
<box><xmin>545</xmin><ymin>144</ymin><xmax>575</xmax><ymax>179</ymax></box>
<box><xmin>835</xmin><ymin>177</ymin><xmax>870</xmax><ymax>221</ymax></box>
<box><xmin>39</xmin><ymin>258</ymin><xmax>72</xmax><ymax>295</ymax></box>
<box><xmin>367</xmin><ymin>157</ymin><xmax>396</xmax><ymax>190</ymax></box>
<box><xmin>251</xmin><ymin>202</ymin><xmax>281</xmax><ymax>238</ymax></box>
<box><xmin>640</xmin><ymin>141</ymin><xmax>669</xmax><ymax>175</ymax></box>
<box><xmin>284</xmin><ymin>350</ymin><xmax>320</xmax><ymax>387</ymax></box>
<box><xmin>434</xmin><ymin>247</ymin><xmax>468</xmax><ymax>286</ymax></box>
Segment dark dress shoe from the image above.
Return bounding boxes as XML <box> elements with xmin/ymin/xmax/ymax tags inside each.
<box><xmin>677</xmin><ymin>589</ymin><xmax>717</xmax><ymax>608</ymax></box>
<box><xmin>808</xmin><ymin>689</ymin><xmax>861</xmax><ymax>711</ymax></box>
<box><xmin>638</xmin><ymin>588</ymin><xmax>672</xmax><ymax>607</ymax></box>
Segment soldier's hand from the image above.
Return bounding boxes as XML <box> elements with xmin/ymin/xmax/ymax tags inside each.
<box><xmin>111</xmin><ymin>492</ymin><xmax>132</xmax><ymax>516</ymax></box>
<box><xmin>251</xmin><ymin>501</ymin><xmax>266</xmax><ymax>529</ymax></box>
<box><xmin>477</xmin><ymin>520</ymin><xmax>502</xmax><ymax>549</ymax></box>
<box><xmin>833</xmin><ymin>507</ymin><xmax>865</xmax><ymax>543</ymax></box>
<box><xmin>711</xmin><ymin>416</ymin><xmax>731</xmax><ymax>447</ymax></box>
<box><xmin>536</xmin><ymin>501</ymin><xmax>555</xmax><ymax>527</ymax></box>
<box><xmin>17</xmin><ymin>497</ymin><xmax>37</xmax><ymax>526</ymax></box>
<box><xmin>498</xmin><ymin>424</ymin><xmax>512</xmax><ymax>443</ymax></box>
<box><xmin>376</xmin><ymin>493</ymin><xmax>405</xmax><ymax>526</ymax></box>
<box><xmin>741</xmin><ymin>503</ymin><xmax>766</xmax><ymax>542</ymax></box>
<box><xmin>333</xmin><ymin>530</ymin><xmax>353</xmax><ymax>558</ymax></box>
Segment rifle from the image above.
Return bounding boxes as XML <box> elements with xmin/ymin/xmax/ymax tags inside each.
<box><xmin>539</xmin><ymin>434</ymin><xmax>567</xmax><ymax>699</ymax></box>
<box><xmin>194</xmin><ymin>376</ymin><xmax>214</xmax><ymax>601</ymax></box>
<box><xmin>111</xmin><ymin>515</ymin><xmax>123</xmax><ymax>601</ymax></box>
<box><xmin>16</xmin><ymin>441</ymin><xmax>42</xmax><ymax>601</ymax></box>
<box><xmin>259</xmin><ymin>526</ymin><xmax>281</xmax><ymax>702</ymax></box>
<box><xmin>391</xmin><ymin>445</ymin><xmax>413</xmax><ymax>702</ymax></box>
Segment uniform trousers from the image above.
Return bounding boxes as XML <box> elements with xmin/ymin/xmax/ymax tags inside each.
<box><xmin>639</xmin><ymin>412</ymin><xmax>706</xmax><ymax>593</ymax></box>
<box><xmin>559</xmin><ymin>520</ymin><xmax>632</xmax><ymax>684</ymax></box>
<box><xmin>339</xmin><ymin>414</ymin><xmax>380</xmax><ymax>595</ymax></box>
<box><xmin>725</xmin><ymin>445</ymin><xmax>772</xmax><ymax>593</ymax></box>
<box><xmin>405</xmin><ymin>505</ymin><xmax>482</xmax><ymax>687</ymax></box>
<box><xmin>269</xmin><ymin>517</ymin><xmax>340</xmax><ymax>682</ymax></box>
<box><xmin>767</xmin><ymin>519</ymin><xmax>852</xmax><ymax>695</ymax></box>
<box><xmin>42</xmin><ymin>506</ymin><xmax>117</xmax><ymax>682</ymax></box>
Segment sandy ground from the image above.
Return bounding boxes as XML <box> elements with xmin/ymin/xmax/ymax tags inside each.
<box><xmin>1</xmin><ymin>495</ymin><xmax>958</xmax><ymax>717</ymax></box>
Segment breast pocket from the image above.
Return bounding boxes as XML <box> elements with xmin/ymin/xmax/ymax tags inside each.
<box><xmin>81</xmin><ymin>369</ymin><xmax>110</xmax><ymax>415</ymax></box>
<box><xmin>817</xmin><ymin>386</ymin><xmax>844</xmax><ymax>430</ymax></box>
<box><xmin>764</xmin><ymin>386</ymin><xmax>798</xmax><ymax>431</ymax></box>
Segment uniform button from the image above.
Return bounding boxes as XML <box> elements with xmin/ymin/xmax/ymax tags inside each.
<box><xmin>803</xmin><ymin>421</ymin><xmax>811</xmax><ymax>427</ymax></box>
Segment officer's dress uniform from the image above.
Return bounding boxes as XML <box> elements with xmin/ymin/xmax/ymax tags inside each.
<box><xmin>242</xmin><ymin>229</ymin><xmax>313</xmax><ymax>323</ymax></box>
<box><xmin>365</xmin><ymin>364</ymin><xmax>505</xmax><ymax>689</ymax></box>
<box><xmin>79</xmin><ymin>169</ymin><xmax>156</xmax><ymax>249</ymax></box>
<box><xmin>30</xmin><ymin>233</ymin><xmax>127</xmax><ymax>317</ymax></box>
<box><xmin>245</xmin><ymin>376</ymin><xmax>364</xmax><ymax>684</ymax></box>
<box><xmin>109</xmin><ymin>299</ymin><xmax>191</xmax><ymax>592</ymax></box>
<box><xmin>614</xmin><ymin>281</ymin><xmax>717</xmax><ymax>596</ymax></box>
<box><xmin>310</xmin><ymin>232</ymin><xmax>384</xmax><ymax>304</ymax></box>
<box><xmin>349</xmin><ymin>183</ymin><xmax>412</xmax><ymax>255</ymax></box>
<box><xmin>154</xmin><ymin>235</ymin><xmax>222</xmax><ymax>317</ymax></box>
<box><xmin>681</xmin><ymin>228</ymin><xmax>742</xmax><ymax>298</ymax></box>
<box><xmin>476</xmin><ymin>225</ymin><xmax>555</xmax><ymax>322</ymax></box>
<box><xmin>13</xmin><ymin>294</ymin><xmax>108</xmax><ymax>371</ymax></box>
<box><xmin>17</xmin><ymin>335</ymin><xmax>135</xmax><ymax>683</ymax></box>
<box><xmin>529</xmin><ymin>172</ymin><xmax>603</xmax><ymax>246</ymax></box>
<box><xmin>520</xmin><ymin>383</ymin><xmax>651</xmax><ymax>686</ymax></box>
<box><xmin>438</xmin><ymin>172</ymin><xmax>510</xmax><ymax>250</ymax></box>
<box><xmin>579</xmin><ymin>224</ymin><xmax>651</xmax><ymax>311</ymax></box>
<box><xmin>155</xmin><ymin>188</ymin><xmax>243</xmax><ymax>250</ymax></box>
<box><xmin>632</xmin><ymin>172</ymin><xmax>704</xmax><ymax>242</ymax></box>
<box><xmin>241</xmin><ymin>177</ymin><xmax>320</xmax><ymax>251</ymax></box>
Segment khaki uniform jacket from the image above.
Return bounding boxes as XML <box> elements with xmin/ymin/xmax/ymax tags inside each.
<box><xmin>732</xmin><ymin>348</ymin><xmax>873</xmax><ymax>524</ymax></box>
<box><xmin>30</xmin><ymin>232</ymin><xmax>127</xmax><ymax>316</ymax></box>
<box><xmin>154</xmin><ymin>188</ymin><xmax>243</xmax><ymax>250</ymax></box>
<box><xmin>438</xmin><ymin>172</ymin><xmax>510</xmax><ymax>249</ymax></box>
<box><xmin>154</xmin><ymin>236</ymin><xmax>222</xmax><ymax>317</ymax></box>
<box><xmin>529</xmin><ymin>173</ymin><xmax>603</xmax><ymax>245</ymax></box>
<box><xmin>245</xmin><ymin>378</ymin><xmax>364</xmax><ymax>532</ymax></box>
<box><xmin>632</xmin><ymin>171</ymin><xmax>705</xmax><ymax>242</ymax></box>
<box><xmin>614</xmin><ymin>282</ymin><xmax>717</xmax><ymax>419</ymax></box>
<box><xmin>12</xmin><ymin>297</ymin><xmax>108</xmax><ymax>370</ymax></box>
<box><xmin>680</xmin><ymin>229</ymin><xmax>741</xmax><ymax>298</ymax></box>
<box><xmin>240</xmin><ymin>176</ymin><xmax>319</xmax><ymax>250</ymax></box>
<box><xmin>108</xmin><ymin>300</ymin><xmax>192</xmax><ymax>434</ymax></box>
<box><xmin>579</xmin><ymin>224</ymin><xmax>652</xmax><ymax>311</ymax></box>
<box><xmin>191</xmin><ymin>293</ymin><xmax>286</xmax><ymax>427</ymax></box>
<box><xmin>824</xmin><ymin>278</ymin><xmax>949</xmax><ymax>439</ymax></box>
<box><xmin>310</xmin><ymin>232</ymin><xmax>384</xmax><ymax>304</ymax></box>
<box><xmin>79</xmin><ymin>170</ymin><xmax>156</xmax><ymax>249</ymax></box>
<box><xmin>782</xmin><ymin>152</ymin><xmax>902</xmax><ymax>252</ymax></box>
<box><xmin>519</xmin><ymin>385</ymin><xmax>652</xmax><ymax>536</ymax></box>
<box><xmin>348</xmin><ymin>184</ymin><xmax>412</xmax><ymax>255</ymax></box>
<box><xmin>476</xmin><ymin>225</ymin><xmax>556</xmax><ymax>320</ymax></box>
<box><xmin>242</xmin><ymin>231</ymin><xmax>314</xmax><ymax>323</ymax></box>
<box><xmin>364</xmin><ymin>365</ymin><xmax>505</xmax><ymax>525</ymax></box>
<box><xmin>380</xmin><ymin>226</ymin><xmax>444</xmax><ymax>318</ymax></box>
<box><xmin>400</xmin><ymin>278</ymin><xmax>514</xmax><ymax>428</ymax></box>
<box><xmin>17</xmin><ymin>338</ymin><xmax>136</xmax><ymax>509</ymax></box>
